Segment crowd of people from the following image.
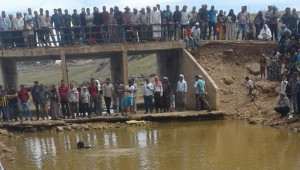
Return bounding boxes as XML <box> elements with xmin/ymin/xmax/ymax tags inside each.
<box><xmin>244</xmin><ymin>20</ymin><xmax>300</xmax><ymax>117</ymax></box>
<box><xmin>0</xmin><ymin>74</ymin><xmax>212</xmax><ymax>122</ymax></box>
<box><xmin>0</xmin><ymin>5</ymin><xmax>299</xmax><ymax>49</ymax></box>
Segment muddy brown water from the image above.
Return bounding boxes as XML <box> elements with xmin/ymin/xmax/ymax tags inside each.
<box><xmin>3</xmin><ymin>120</ymin><xmax>300</xmax><ymax>170</ymax></box>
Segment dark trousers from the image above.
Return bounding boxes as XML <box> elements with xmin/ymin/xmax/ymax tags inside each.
<box><xmin>69</xmin><ymin>102</ymin><xmax>78</xmax><ymax>118</ymax></box>
<box><xmin>63</xmin><ymin>27</ymin><xmax>72</xmax><ymax>45</ymax></box>
<box><xmin>144</xmin><ymin>95</ymin><xmax>153</xmax><ymax>113</ymax></box>
<box><xmin>196</xmin><ymin>94</ymin><xmax>201</xmax><ymax>110</ymax></box>
<box><xmin>104</xmin><ymin>96</ymin><xmax>111</xmax><ymax>114</ymax></box>
<box><xmin>90</xmin><ymin>96</ymin><xmax>100</xmax><ymax>116</ymax></box>
<box><xmin>154</xmin><ymin>92</ymin><xmax>162</xmax><ymax>113</ymax></box>
<box><xmin>9</xmin><ymin>103</ymin><xmax>21</xmax><ymax>121</ymax></box>
<box><xmin>162</xmin><ymin>94</ymin><xmax>170</xmax><ymax>112</ymax></box>
<box><xmin>201</xmin><ymin>22</ymin><xmax>209</xmax><ymax>40</ymax></box>
<box><xmin>269</xmin><ymin>24</ymin><xmax>278</xmax><ymax>41</ymax></box>
<box><xmin>12</xmin><ymin>30</ymin><xmax>24</xmax><ymax>47</ymax></box>
<box><xmin>275</xmin><ymin>106</ymin><xmax>290</xmax><ymax>117</ymax></box>
<box><xmin>34</xmin><ymin>101</ymin><xmax>40</xmax><ymax>119</ymax></box>
<box><xmin>297</xmin><ymin>93</ymin><xmax>300</xmax><ymax>114</ymax></box>
<box><xmin>82</xmin><ymin>103</ymin><xmax>89</xmax><ymax>117</ymax></box>
<box><xmin>61</xmin><ymin>99</ymin><xmax>70</xmax><ymax>117</ymax></box>
<box><xmin>0</xmin><ymin>31</ymin><xmax>12</xmax><ymax>48</ymax></box>
<box><xmin>208</xmin><ymin>22</ymin><xmax>216</xmax><ymax>39</ymax></box>
<box><xmin>255</xmin><ymin>24</ymin><xmax>263</xmax><ymax>39</ymax></box>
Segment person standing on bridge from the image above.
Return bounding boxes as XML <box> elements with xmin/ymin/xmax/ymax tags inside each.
<box><xmin>59</xmin><ymin>80</ymin><xmax>70</xmax><ymax>119</ymax></box>
<box><xmin>38</xmin><ymin>8</ymin><xmax>50</xmax><ymax>47</ymax></box>
<box><xmin>224</xmin><ymin>9</ymin><xmax>236</xmax><ymax>41</ymax></box>
<box><xmin>150</xmin><ymin>6</ymin><xmax>161</xmax><ymax>40</ymax></box>
<box><xmin>236</xmin><ymin>6</ymin><xmax>249</xmax><ymax>40</ymax></box>
<box><xmin>0</xmin><ymin>11</ymin><xmax>12</xmax><ymax>48</ymax></box>
<box><xmin>176</xmin><ymin>74</ymin><xmax>187</xmax><ymax>111</ymax></box>
<box><xmin>12</xmin><ymin>12</ymin><xmax>24</xmax><ymax>47</ymax></box>
<box><xmin>51</xmin><ymin>9</ymin><xmax>63</xmax><ymax>45</ymax></box>
<box><xmin>62</xmin><ymin>9</ymin><xmax>72</xmax><ymax>45</ymax></box>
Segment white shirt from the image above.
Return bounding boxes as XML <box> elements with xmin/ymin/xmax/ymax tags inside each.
<box><xmin>191</xmin><ymin>26</ymin><xmax>201</xmax><ymax>39</ymax></box>
<box><xmin>143</xmin><ymin>82</ymin><xmax>154</xmax><ymax>96</ymax></box>
<box><xmin>85</xmin><ymin>14</ymin><xmax>93</xmax><ymax>26</ymax></box>
<box><xmin>150</xmin><ymin>10</ymin><xmax>161</xmax><ymax>24</ymax></box>
<box><xmin>177</xmin><ymin>80</ymin><xmax>187</xmax><ymax>92</ymax></box>
<box><xmin>13</xmin><ymin>17</ymin><xmax>24</xmax><ymax>30</ymax></box>
<box><xmin>38</xmin><ymin>14</ymin><xmax>48</xmax><ymax>28</ymax></box>
<box><xmin>153</xmin><ymin>84</ymin><xmax>163</xmax><ymax>96</ymax></box>
<box><xmin>180</xmin><ymin>11</ymin><xmax>191</xmax><ymax>25</ymax></box>
<box><xmin>126</xmin><ymin>85</ymin><xmax>135</xmax><ymax>98</ymax></box>
<box><xmin>102</xmin><ymin>83</ymin><xmax>114</xmax><ymax>98</ymax></box>
<box><xmin>280</xmin><ymin>80</ymin><xmax>288</xmax><ymax>92</ymax></box>
<box><xmin>248</xmin><ymin>80</ymin><xmax>254</xmax><ymax>88</ymax></box>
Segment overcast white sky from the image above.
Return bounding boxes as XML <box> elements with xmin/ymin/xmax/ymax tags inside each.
<box><xmin>1</xmin><ymin>0</ymin><xmax>299</xmax><ymax>15</ymax></box>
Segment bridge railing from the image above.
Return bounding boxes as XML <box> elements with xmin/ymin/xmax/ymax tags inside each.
<box><xmin>0</xmin><ymin>23</ymin><xmax>184</xmax><ymax>49</ymax></box>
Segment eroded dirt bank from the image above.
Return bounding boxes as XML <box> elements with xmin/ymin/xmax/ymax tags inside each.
<box><xmin>193</xmin><ymin>41</ymin><xmax>300</xmax><ymax>131</ymax></box>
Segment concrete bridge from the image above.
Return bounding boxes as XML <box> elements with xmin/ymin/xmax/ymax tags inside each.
<box><xmin>0</xmin><ymin>42</ymin><xmax>220</xmax><ymax>110</ymax></box>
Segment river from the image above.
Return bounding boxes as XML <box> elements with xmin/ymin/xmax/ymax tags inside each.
<box><xmin>3</xmin><ymin>120</ymin><xmax>300</xmax><ymax>170</ymax></box>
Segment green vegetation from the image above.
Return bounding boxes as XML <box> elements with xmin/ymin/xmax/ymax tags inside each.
<box><xmin>19</xmin><ymin>54</ymin><xmax>157</xmax><ymax>89</ymax></box>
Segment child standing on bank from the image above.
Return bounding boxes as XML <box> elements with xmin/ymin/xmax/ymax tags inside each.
<box><xmin>81</xmin><ymin>86</ymin><xmax>90</xmax><ymax>117</ymax></box>
<box><xmin>125</xmin><ymin>80</ymin><xmax>135</xmax><ymax>116</ymax></box>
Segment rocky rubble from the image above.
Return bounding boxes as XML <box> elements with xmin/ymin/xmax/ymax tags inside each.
<box><xmin>193</xmin><ymin>42</ymin><xmax>294</xmax><ymax>129</ymax></box>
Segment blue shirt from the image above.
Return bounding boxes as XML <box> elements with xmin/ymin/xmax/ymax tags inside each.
<box><xmin>198</xmin><ymin>79</ymin><xmax>205</xmax><ymax>94</ymax></box>
<box><xmin>209</xmin><ymin>10</ymin><xmax>217</xmax><ymax>22</ymax></box>
<box><xmin>51</xmin><ymin>13</ymin><xmax>62</xmax><ymax>28</ymax></box>
<box><xmin>0</xmin><ymin>16</ymin><xmax>11</xmax><ymax>31</ymax></box>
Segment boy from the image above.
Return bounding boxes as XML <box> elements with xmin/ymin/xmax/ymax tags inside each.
<box><xmin>124</xmin><ymin>80</ymin><xmax>135</xmax><ymax>115</ymax></box>
<box><xmin>81</xmin><ymin>86</ymin><xmax>90</xmax><ymax>117</ymax></box>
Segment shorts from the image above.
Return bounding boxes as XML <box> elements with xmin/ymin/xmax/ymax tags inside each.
<box><xmin>125</xmin><ymin>97</ymin><xmax>133</xmax><ymax>106</ymax></box>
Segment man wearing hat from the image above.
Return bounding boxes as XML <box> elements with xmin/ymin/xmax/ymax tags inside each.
<box><xmin>176</xmin><ymin>74</ymin><xmax>187</xmax><ymax>111</ymax></box>
<box><xmin>191</xmin><ymin>22</ymin><xmax>201</xmax><ymax>47</ymax></box>
<box><xmin>123</xmin><ymin>6</ymin><xmax>133</xmax><ymax>41</ymax></box>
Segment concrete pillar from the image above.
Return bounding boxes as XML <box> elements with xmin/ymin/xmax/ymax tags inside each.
<box><xmin>110</xmin><ymin>51</ymin><xmax>128</xmax><ymax>86</ymax></box>
<box><xmin>122</xmin><ymin>50</ymin><xmax>129</xmax><ymax>85</ymax></box>
<box><xmin>60</xmin><ymin>50</ymin><xmax>69</xmax><ymax>85</ymax></box>
<box><xmin>1</xmin><ymin>59</ymin><xmax>19</xmax><ymax>89</ymax></box>
<box><xmin>0</xmin><ymin>59</ymin><xmax>4</xmax><ymax>86</ymax></box>
<box><xmin>156</xmin><ymin>49</ymin><xmax>182</xmax><ymax>91</ymax></box>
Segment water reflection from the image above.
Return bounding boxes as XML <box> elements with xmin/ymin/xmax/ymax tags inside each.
<box><xmin>4</xmin><ymin>121</ymin><xmax>300</xmax><ymax>170</ymax></box>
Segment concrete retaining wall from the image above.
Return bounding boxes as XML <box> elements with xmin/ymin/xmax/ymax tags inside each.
<box><xmin>182</xmin><ymin>49</ymin><xmax>220</xmax><ymax>110</ymax></box>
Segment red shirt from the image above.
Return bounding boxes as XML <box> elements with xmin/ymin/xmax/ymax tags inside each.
<box><xmin>88</xmin><ymin>84</ymin><xmax>98</xmax><ymax>97</ymax></box>
<box><xmin>58</xmin><ymin>85</ymin><xmax>69</xmax><ymax>100</ymax></box>
<box><xmin>18</xmin><ymin>89</ymin><xmax>29</xmax><ymax>102</ymax></box>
